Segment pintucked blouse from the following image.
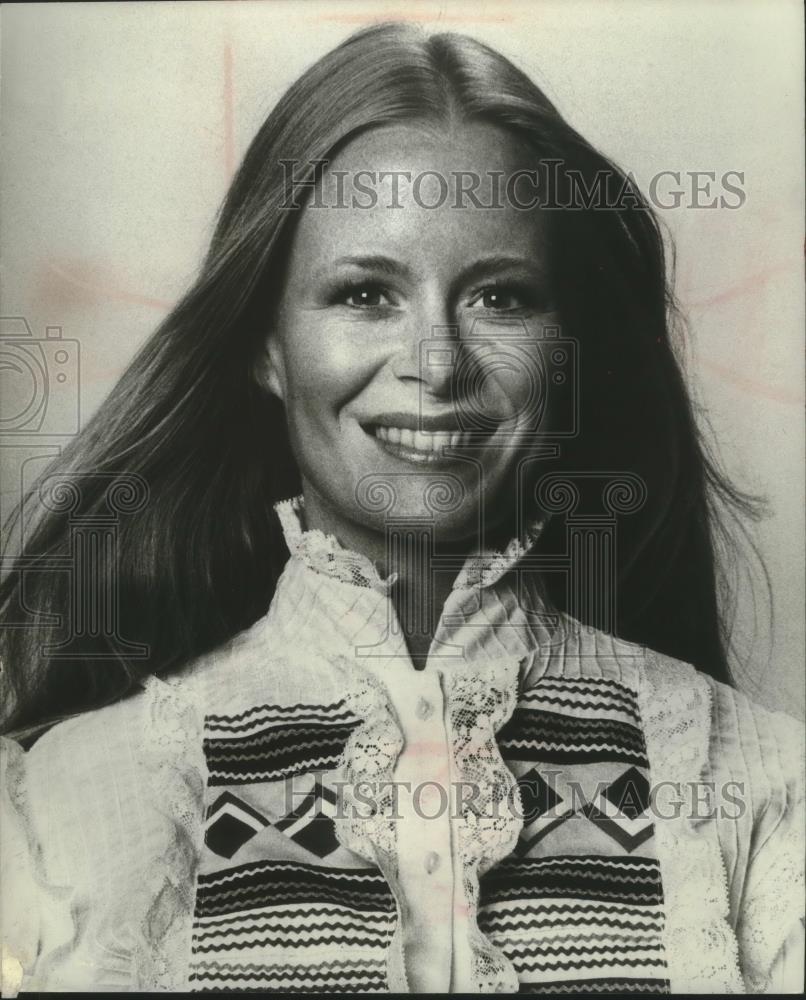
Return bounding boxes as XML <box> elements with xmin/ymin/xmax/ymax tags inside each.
<box><xmin>1</xmin><ymin>494</ymin><xmax>804</xmax><ymax>994</ymax></box>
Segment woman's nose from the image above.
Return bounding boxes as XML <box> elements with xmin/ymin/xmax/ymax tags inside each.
<box><xmin>390</xmin><ymin>300</ymin><xmax>458</xmax><ymax>398</ymax></box>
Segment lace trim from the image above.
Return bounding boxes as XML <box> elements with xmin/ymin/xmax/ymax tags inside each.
<box><xmin>134</xmin><ymin>675</ymin><xmax>207</xmax><ymax>990</ymax></box>
<box><xmin>638</xmin><ymin>652</ymin><xmax>745</xmax><ymax>993</ymax></box>
<box><xmin>274</xmin><ymin>494</ymin><xmax>547</xmax><ymax>596</ymax></box>
<box><xmin>453</xmin><ymin>516</ymin><xmax>548</xmax><ymax>591</ymax></box>
<box><xmin>328</xmin><ymin>658</ymin><xmax>408</xmax><ymax>991</ymax></box>
<box><xmin>331</xmin><ymin>661</ymin><xmax>405</xmax><ymax>867</ymax></box>
<box><xmin>274</xmin><ymin>496</ymin><xmax>398</xmax><ymax>593</ymax></box>
<box><xmin>448</xmin><ymin>658</ymin><xmax>524</xmax><ymax>993</ymax></box>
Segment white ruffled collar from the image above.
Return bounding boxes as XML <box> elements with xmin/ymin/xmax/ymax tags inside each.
<box><xmin>273</xmin><ymin>494</ymin><xmax>547</xmax><ymax>595</ymax></box>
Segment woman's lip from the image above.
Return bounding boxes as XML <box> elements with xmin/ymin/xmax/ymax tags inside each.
<box><xmin>377</xmin><ymin>425</ymin><xmax>471</xmax><ymax>447</ymax></box>
<box><xmin>365</xmin><ymin>424</ymin><xmax>471</xmax><ymax>465</ymax></box>
<box><xmin>372</xmin><ymin>434</ymin><xmax>462</xmax><ymax>465</ymax></box>
<box><xmin>364</xmin><ymin>411</ymin><xmax>462</xmax><ymax>432</ymax></box>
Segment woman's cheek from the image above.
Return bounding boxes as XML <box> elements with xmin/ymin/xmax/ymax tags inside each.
<box><xmin>287</xmin><ymin>318</ymin><xmax>373</xmax><ymax>396</ymax></box>
<box><xmin>458</xmin><ymin>342</ymin><xmax>541</xmax><ymax>428</ymax></box>
<box><xmin>326</xmin><ymin>337</ymin><xmax>373</xmax><ymax>387</ymax></box>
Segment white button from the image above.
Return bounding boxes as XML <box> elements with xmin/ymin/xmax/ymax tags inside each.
<box><xmin>424</xmin><ymin>850</ymin><xmax>441</xmax><ymax>874</ymax></box>
<box><xmin>416</xmin><ymin>696</ymin><xmax>434</xmax><ymax>721</ymax></box>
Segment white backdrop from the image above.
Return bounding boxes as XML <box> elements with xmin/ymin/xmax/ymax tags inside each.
<box><xmin>1</xmin><ymin>0</ymin><xmax>803</xmax><ymax>714</ymax></box>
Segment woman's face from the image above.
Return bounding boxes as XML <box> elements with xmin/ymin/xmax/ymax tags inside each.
<box><xmin>263</xmin><ymin>121</ymin><xmax>561</xmax><ymax>549</ymax></box>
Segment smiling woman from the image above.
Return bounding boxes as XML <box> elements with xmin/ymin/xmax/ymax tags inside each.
<box><xmin>0</xmin><ymin>20</ymin><xmax>803</xmax><ymax>996</ymax></box>
<box><xmin>263</xmin><ymin>121</ymin><xmax>561</xmax><ymax>652</ymax></box>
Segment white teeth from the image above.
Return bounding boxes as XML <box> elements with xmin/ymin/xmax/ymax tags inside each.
<box><xmin>374</xmin><ymin>425</ymin><xmax>468</xmax><ymax>453</ymax></box>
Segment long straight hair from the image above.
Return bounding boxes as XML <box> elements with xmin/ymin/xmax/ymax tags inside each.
<box><xmin>0</xmin><ymin>23</ymin><xmax>765</xmax><ymax>736</ymax></box>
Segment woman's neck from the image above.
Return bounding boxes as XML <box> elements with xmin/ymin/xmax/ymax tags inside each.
<box><xmin>299</xmin><ymin>482</ymin><xmax>523</xmax><ymax>669</ymax></box>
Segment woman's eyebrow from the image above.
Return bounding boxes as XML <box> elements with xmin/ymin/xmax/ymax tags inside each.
<box><xmin>331</xmin><ymin>254</ymin><xmax>413</xmax><ymax>279</ymax></box>
<box><xmin>457</xmin><ymin>255</ymin><xmax>546</xmax><ymax>284</ymax></box>
<box><xmin>326</xmin><ymin>254</ymin><xmax>544</xmax><ymax>284</ymax></box>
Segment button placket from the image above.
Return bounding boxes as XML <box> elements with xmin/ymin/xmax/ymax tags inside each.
<box><xmin>376</xmin><ymin>663</ymin><xmax>455</xmax><ymax>992</ymax></box>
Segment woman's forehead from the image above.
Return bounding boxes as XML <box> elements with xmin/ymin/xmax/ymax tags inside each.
<box><xmin>318</xmin><ymin>120</ymin><xmax>536</xmax><ymax>202</ymax></box>
<box><xmin>287</xmin><ymin>121</ymin><xmax>550</xmax><ymax>273</ymax></box>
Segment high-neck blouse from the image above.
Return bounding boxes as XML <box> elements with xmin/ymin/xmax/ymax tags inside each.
<box><xmin>0</xmin><ymin>496</ymin><xmax>803</xmax><ymax>994</ymax></box>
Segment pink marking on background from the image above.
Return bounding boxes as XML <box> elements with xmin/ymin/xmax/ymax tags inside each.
<box><xmin>686</xmin><ymin>260</ymin><xmax>794</xmax><ymax>311</ymax></box>
<box><xmin>677</xmin><ymin>240</ymin><xmax>803</xmax><ymax>404</ymax></box>
<box><xmin>312</xmin><ymin>9</ymin><xmax>514</xmax><ymax>24</ymax></box>
<box><xmin>697</xmin><ymin>356</ymin><xmax>804</xmax><ymax>406</ymax></box>
<box><xmin>223</xmin><ymin>41</ymin><xmax>236</xmax><ymax>180</ymax></box>
<box><xmin>39</xmin><ymin>260</ymin><xmax>172</xmax><ymax>312</ymax></box>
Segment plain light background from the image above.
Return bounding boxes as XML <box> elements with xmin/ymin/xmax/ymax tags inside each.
<box><xmin>1</xmin><ymin>0</ymin><xmax>803</xmax><ymax>714</ymax></box>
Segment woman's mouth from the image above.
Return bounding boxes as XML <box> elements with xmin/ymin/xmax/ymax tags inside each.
<box><xmin>368</xmin><ymin>424</ymin><xmax>475</xmax><ymax>464</ymax></box>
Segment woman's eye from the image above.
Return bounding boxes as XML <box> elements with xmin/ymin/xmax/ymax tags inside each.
<box><xmin>469</xmin><ymin>287</ymin><xmax>531</xmax><ymax>312</ymax></box>
<box><xmin>342</xmin><ymin>284</ymin><xmax>391</xmax><ymax>308</ymax></box>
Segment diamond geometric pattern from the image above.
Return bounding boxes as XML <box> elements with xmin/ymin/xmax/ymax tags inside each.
<box><xmin>204</xmin><ymin>775</ymin><xmax>343</xmax><ymax>861</ymax></box>
<box><xmin>512</xmin><ymin>763</ymin><xmax>655</xmax><ymax>856</ymax></box>
<box><xmin>517</xmin><ymin>768</ymin><xmax>561</xmax><ymax>824</ymax></box>
<box><xmin>496</xmin><ymin>675</ymin><xmax>657</xmax><ymax>859</ymax></box>
<box><xmin>274</xmin><ymin>774</ymin><xmax>341</xmax><ymax>858</ymax></box>
<box><xmin>602</xmin><ymin>766</ymin><xmax>650</xmax><ymax>819</ymax></box>
<box><xmin>205</xmin><ymin>791</ymin><xmax>269</xmax><ymax>859</ymax></box>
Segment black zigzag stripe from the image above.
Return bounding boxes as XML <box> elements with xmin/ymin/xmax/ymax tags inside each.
<box><xmin>194</xmin><ymin>914</ymin><xmax>394</xmax><ymax>939</ymax></box>
<box><xmin>480</xmin><ymin>856</ymin><xmax>663</xmax><ymax>907</ymax></box>
<box><xmin>503</xmin><ymin>940</ymin><xmax>666</xmax><ymax>960</ymax></box>
<box><xmin>193</xmin><ymin>930</ymin><xmax>394</xmax><ymax>953</ymax></box>
<box><xmin>204</xmin><ymin>720</ymin><xmax>360</xmax><ymax>784</ymax></box>
<box><xmin>526</xmin><ymin>693</ymin><xmax>641</xmax><ymax>722</ymax></box>
<box><xmin>496</xmin><ymin>861</ymin><xmax>660</xmax><ymax>881</ymax></box>
<box><xmin>205</xmin><ymin>710</ymin><xmax>360</xmax><ymax>738</ymax></box>
<box><xmin>511</xmin><ymin>955</ymin><xmax>667</xmax><ymax>974</ymax></box>
<box><xmin>503</xmin><ymin>746</ymin><xmax>648</xmax><ymax>767</ymax></box>
<box><xmin>481</xmin><ymin>915</ymin><xmax>664</xmax><ymax>935</ymax></box>
<box><xmin>191</xmin><ymin>974</ymin><xmax>387</xmax><ymax>991</ymax></box>
<box><xmin>500</xmin><ymin>708</ymin><xmax>647</xmax><ymax>746</ymax></box>
<box><xmin>518</xmin><ymin>978</ymin><xmax>670</xmax><ymax>994</ymax></box>
<box><xmin>189</xmin><ymin>958</ymin><xmax>388</xmax><ymax>987</ymax></box>
<box><xmin>197</xmin><ymin>859</ymin><xmax>391</xmax><ymax>889</ymax></box>
<box><xmin>195</xmin><ymin>861</ymin><xmax>396</xmax><ymax>918</ymax></box>
<box><xmin>193</xmin><ymin>903</ymin><xmax>389</xmax><ymax>930</ymax></box>
<box><xmin>481</xmin><ymin>886</ymin><xmax>662</xmax><ymax>907</ymax></box>
<box><xmin>531</xmin><ymin>675</ymin><xmax>640</xmax><ymax>705</ymax></box>
<box><xmin>194</xmin><ymin>986</ymin><xmax>386</xmax><ymax>995</ymax></box>
<box><xmin>190</xmin><ymin>958</ymin><xmax>388</xmax><ymax>973</ymax></box>
<box><xmin>494</xmin><ymin>856</ymin><xmax>659</xmax><ymax>873</ymax></box>
<box><xmin>208</xmin><ymin>732</ymin><xmax>352</xmax><ymax>763</ymax></box>
<box><xmin>208</xmin><ymin>759</ymin><xmax>341</xmax><ymax>785</ymax></box>
<box><xmin>481</xmin><ymin>872</ymin><xmax>663</xmax><ymax>890</ymax></box>
<box><xmin>498</xmin><ymin>709</ymin><xmax>648</xmax><ymax>766</ymax></box>
<box><xmin>206</xmin><ymin>699</ymin><xmax>351</xmax><ymax>727</ymax></box>
<box><xmin>197</xmin><ymin>887</ymin><xmax>394</xmax><ymax>918</ymax></box>
<box><xmin>476</xmin><ymin>901</ymin><xmax>662</xmax><ymax>921</ymax></box>
<box><xmin>205</xmin><ymin>722</ymin><xmax>357</xmax><ymax>751</ymax></box>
